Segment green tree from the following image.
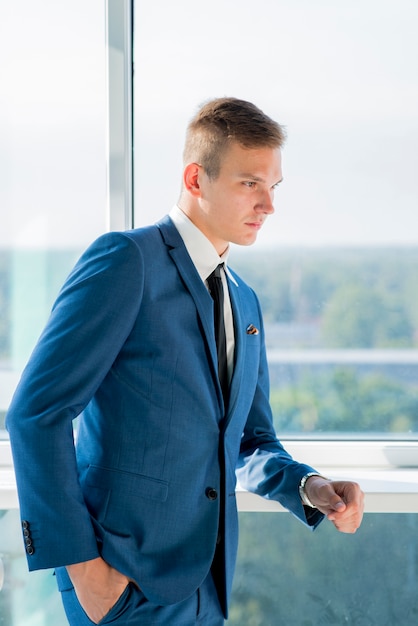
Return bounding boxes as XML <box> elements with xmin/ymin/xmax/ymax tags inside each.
<box><xmin>231</xmin><ymin>247</ymin><xmax>418</xmax><ymax>348</ymax></box>
<box><xmin>270</xmin><ymin>368</ymin><xmax>418</xmax><ymax>434</ymax></box>
<box><xmin>321</xmin><ymin>283</ymin><xmax>413</xmax><ymax>348</ymax></box>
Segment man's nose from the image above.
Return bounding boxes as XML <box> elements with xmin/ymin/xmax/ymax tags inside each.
<box><xmin>256</xmin><ymin>189</ymin><xmax>275</xmax><ymax>214</ymax></box>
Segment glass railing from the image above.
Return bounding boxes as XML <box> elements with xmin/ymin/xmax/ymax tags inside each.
<box><xmin>1</xmin><ymin>508</ymin><xmax>417</xmax><ymax>625</ymax></box>
<box><xmin>231</xmin><ymin>512</ymin><xmax>418</xmax><ymax>625</ymax></box>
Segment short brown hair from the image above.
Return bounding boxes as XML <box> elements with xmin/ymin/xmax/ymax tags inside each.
<box><xmin>183</xmin><ymin>97</ymin><xmax>286</xmax><ymax>179</ymax></box>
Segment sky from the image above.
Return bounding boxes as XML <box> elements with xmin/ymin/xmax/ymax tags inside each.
<box><xmin>1</xmin><ymin>0</ymin><xmax>418</xmax><ymax>248</ymax></box>
<box><xmin>133</xmin><ymin>0</ymin><xmax>418</xmax><ymax>247</ymax></box>
<box><xmin>1</xmin><ymin>1</ymin><xmax>106</xmax><ymax>249</ymax></box>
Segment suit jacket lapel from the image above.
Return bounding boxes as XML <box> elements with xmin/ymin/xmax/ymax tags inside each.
<box><xmin>224</xmin><ymin>277</ymin><xmax>244</xmax><ymax>425</ymax></box>
<box><xmin>157</xmin><ymin>217</ymin><xmax>221</xmax><ymax>401</ymax></box>
<box><xmin>157</xmin><ymin>216</ymin><xmax>249</xmax><ymax>421</ymax></box>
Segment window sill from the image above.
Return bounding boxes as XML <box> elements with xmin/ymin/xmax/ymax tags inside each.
<box><xmin>237</xmin><ymin>468</ymin><xmax>418</xmax><ymax>513</ymax></box>
<box><xmin>2</xmin><ymin>440</ymin><xmax>418</xmax><ymax>512</ymax></box>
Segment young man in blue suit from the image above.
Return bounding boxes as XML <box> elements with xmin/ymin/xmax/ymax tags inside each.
<box><xmin>7</xmin><ymin>98</ymin><xmax>364</xmax><ymax>625</ymax></box>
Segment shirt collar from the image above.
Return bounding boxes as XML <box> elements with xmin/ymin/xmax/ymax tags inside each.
<box><xmin>169</xmin><ymin>205</ymin><xmax>237</xmax><ymax>285</ymax></box>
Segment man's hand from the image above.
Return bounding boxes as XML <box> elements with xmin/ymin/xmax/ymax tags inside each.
<box><xmin>66</xmin><ymin>557</ymin><xmax>130</xmax><ymax>624</ymax></box>
<box><xmin>304</xmin><ymin>476</ymin><xmax>364</xmax><ymax>533</ymax></box>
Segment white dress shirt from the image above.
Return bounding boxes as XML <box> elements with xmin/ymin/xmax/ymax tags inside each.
<box><xmin>169</xmin><ymin>205</ymin><xmax>235</xmax><ymax>383</ymax></box>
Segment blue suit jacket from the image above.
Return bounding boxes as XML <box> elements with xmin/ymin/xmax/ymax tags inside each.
<box><xmin>7</xmin><ymin>216</ymin><xmax>323</xmax><ymax>615</ymax></box>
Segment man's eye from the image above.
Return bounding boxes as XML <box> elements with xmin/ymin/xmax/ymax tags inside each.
<box><xmin>244</xmin><ymin>181</ymin><xmax>256</xmax><ymax>188</ymax></box>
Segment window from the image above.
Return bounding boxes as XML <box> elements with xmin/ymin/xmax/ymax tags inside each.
<box><xmin>133</xmin><ymin>0</ymin><xmax>418</xmax><ymax>439</ymax></box>
<box><xmin>230</xmin><ymin>512</ymin><xmax>418</xmax><ymax>624</ymax></box>
<box><xmin>1</xmin><ymin>1</ymin><xmax>418</xmax><ymax>623</ymax></box>
<box><xmin>0</xmin><ymin>1</ymin><xmax>107</xmax><ymax>437</ymax></box>
<box><xmin>132</xmin><ymin>2</ymin><xmax>418</xmax><ymax>622</ymax></box>
<box><xmin>1</xmin><ymin>1</ymin><xmax>106</xmax><ymax>620</ymax></box>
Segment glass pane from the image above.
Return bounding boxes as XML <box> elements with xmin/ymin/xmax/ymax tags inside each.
<box><xmin>133</xmin><ymin>0</ymin><xmax>418</xmax><ymax>436</ymax></box>
<box><xmin>231</xmin><ymin>512</ymin><xmax>418</xmax><ymax>624</ymax></box>
<box><xmin>1</xmin><ymin>509</ymin><xmax>417</xmax><ymax>624</ymax></box>
<box><xmin>1</xmin><ymin>1</ymin><xmax>106</xmax><ymax>435</ymax></box>
<box><xmin>231</xmin><ymin>249</ymin><xmax>418</xmax><ymax>437</ymax></box>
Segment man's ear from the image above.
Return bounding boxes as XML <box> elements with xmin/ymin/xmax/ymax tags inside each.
<box><xmin>183</xmin><ymin>163</ymin><xmax>202</xmax><ymax>197</ymax></box>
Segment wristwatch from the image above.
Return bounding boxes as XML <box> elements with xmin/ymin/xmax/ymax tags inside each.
<box><xmin>299</xmin><ymin>472</ymin><xmax>329</xmax><ymax>509</ymax></box>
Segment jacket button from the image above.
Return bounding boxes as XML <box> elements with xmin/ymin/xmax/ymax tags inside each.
<box><xmin>205</xmin><ymin>487</ymin><xmax>218</xmax><ymax>501</ymax></box>
<box><xmin>22</xmin><ymin>520</ymin><xmax>30</xmax><ymax>530</ymax></box>
<box><xmin>26</xmin><ymin>546</ymin><xmax>35</xmax><ymax>556</ymax></box>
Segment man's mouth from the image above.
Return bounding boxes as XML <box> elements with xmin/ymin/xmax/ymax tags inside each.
<box><xmin>246</xmin><ymin>221</ymin><xmax>263</xmax><ymax>229</ymax></box>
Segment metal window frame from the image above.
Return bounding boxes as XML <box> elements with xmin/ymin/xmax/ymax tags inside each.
<box><xmin>106</xmin><ymin>0</ymin><xmax>134</xmax><ymax>231</ymax></box>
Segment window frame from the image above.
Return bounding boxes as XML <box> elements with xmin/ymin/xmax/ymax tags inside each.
<box><xmin>106</xmin><ymin>0</ymin><xmax>134</xmax><ymax>231</ymax></box>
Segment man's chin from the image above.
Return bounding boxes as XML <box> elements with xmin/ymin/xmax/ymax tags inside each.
<box><xmin>232</xmin><ymin>233</ymin><xmax>259</xmax><ymax>247</ymax></box>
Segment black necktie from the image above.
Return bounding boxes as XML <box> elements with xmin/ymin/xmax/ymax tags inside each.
<box><xmin>207</xmin><ymin>263</ymin><xmax>229</xmax><ymax>405</ymax></box>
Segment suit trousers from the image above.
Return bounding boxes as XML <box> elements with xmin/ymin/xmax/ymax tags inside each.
<box><xmin>55</xmin><ymin>566</ymin><xmax>224</xmax><ymax>626</ymax></box>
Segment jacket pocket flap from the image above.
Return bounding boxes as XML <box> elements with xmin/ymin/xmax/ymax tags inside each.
<box><xmin>85</xmin><ymin>465</ymin><xmax>168</xmax><ymax>502</ymax></box>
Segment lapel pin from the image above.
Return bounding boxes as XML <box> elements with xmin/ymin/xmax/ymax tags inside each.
<box><xmin>246</xmin><ymin>324</ymin><xmax>259</xmax><ymax>335</ymax></box>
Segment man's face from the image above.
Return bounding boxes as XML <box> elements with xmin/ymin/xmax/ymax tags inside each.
<box><xmin>192</xmin><ymin>142</ymin><xmax>283</xmax><ymax>254</ymax></box>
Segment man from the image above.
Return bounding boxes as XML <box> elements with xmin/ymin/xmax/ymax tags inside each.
<box><xmin>7</xmin><ymin>97</ymin><xmax>364</xmax><ymax>625</ymax></box>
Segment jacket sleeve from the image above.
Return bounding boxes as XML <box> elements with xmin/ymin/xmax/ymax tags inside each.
<box><xmin>6</xmin><ymin>232</ymin><xmax>144</xmax><ymax>570</ymax></box>
<box><xmin>236</xmin><ymin>294</ymin><xmax>324</xmax><ymax>529</ymax></box>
